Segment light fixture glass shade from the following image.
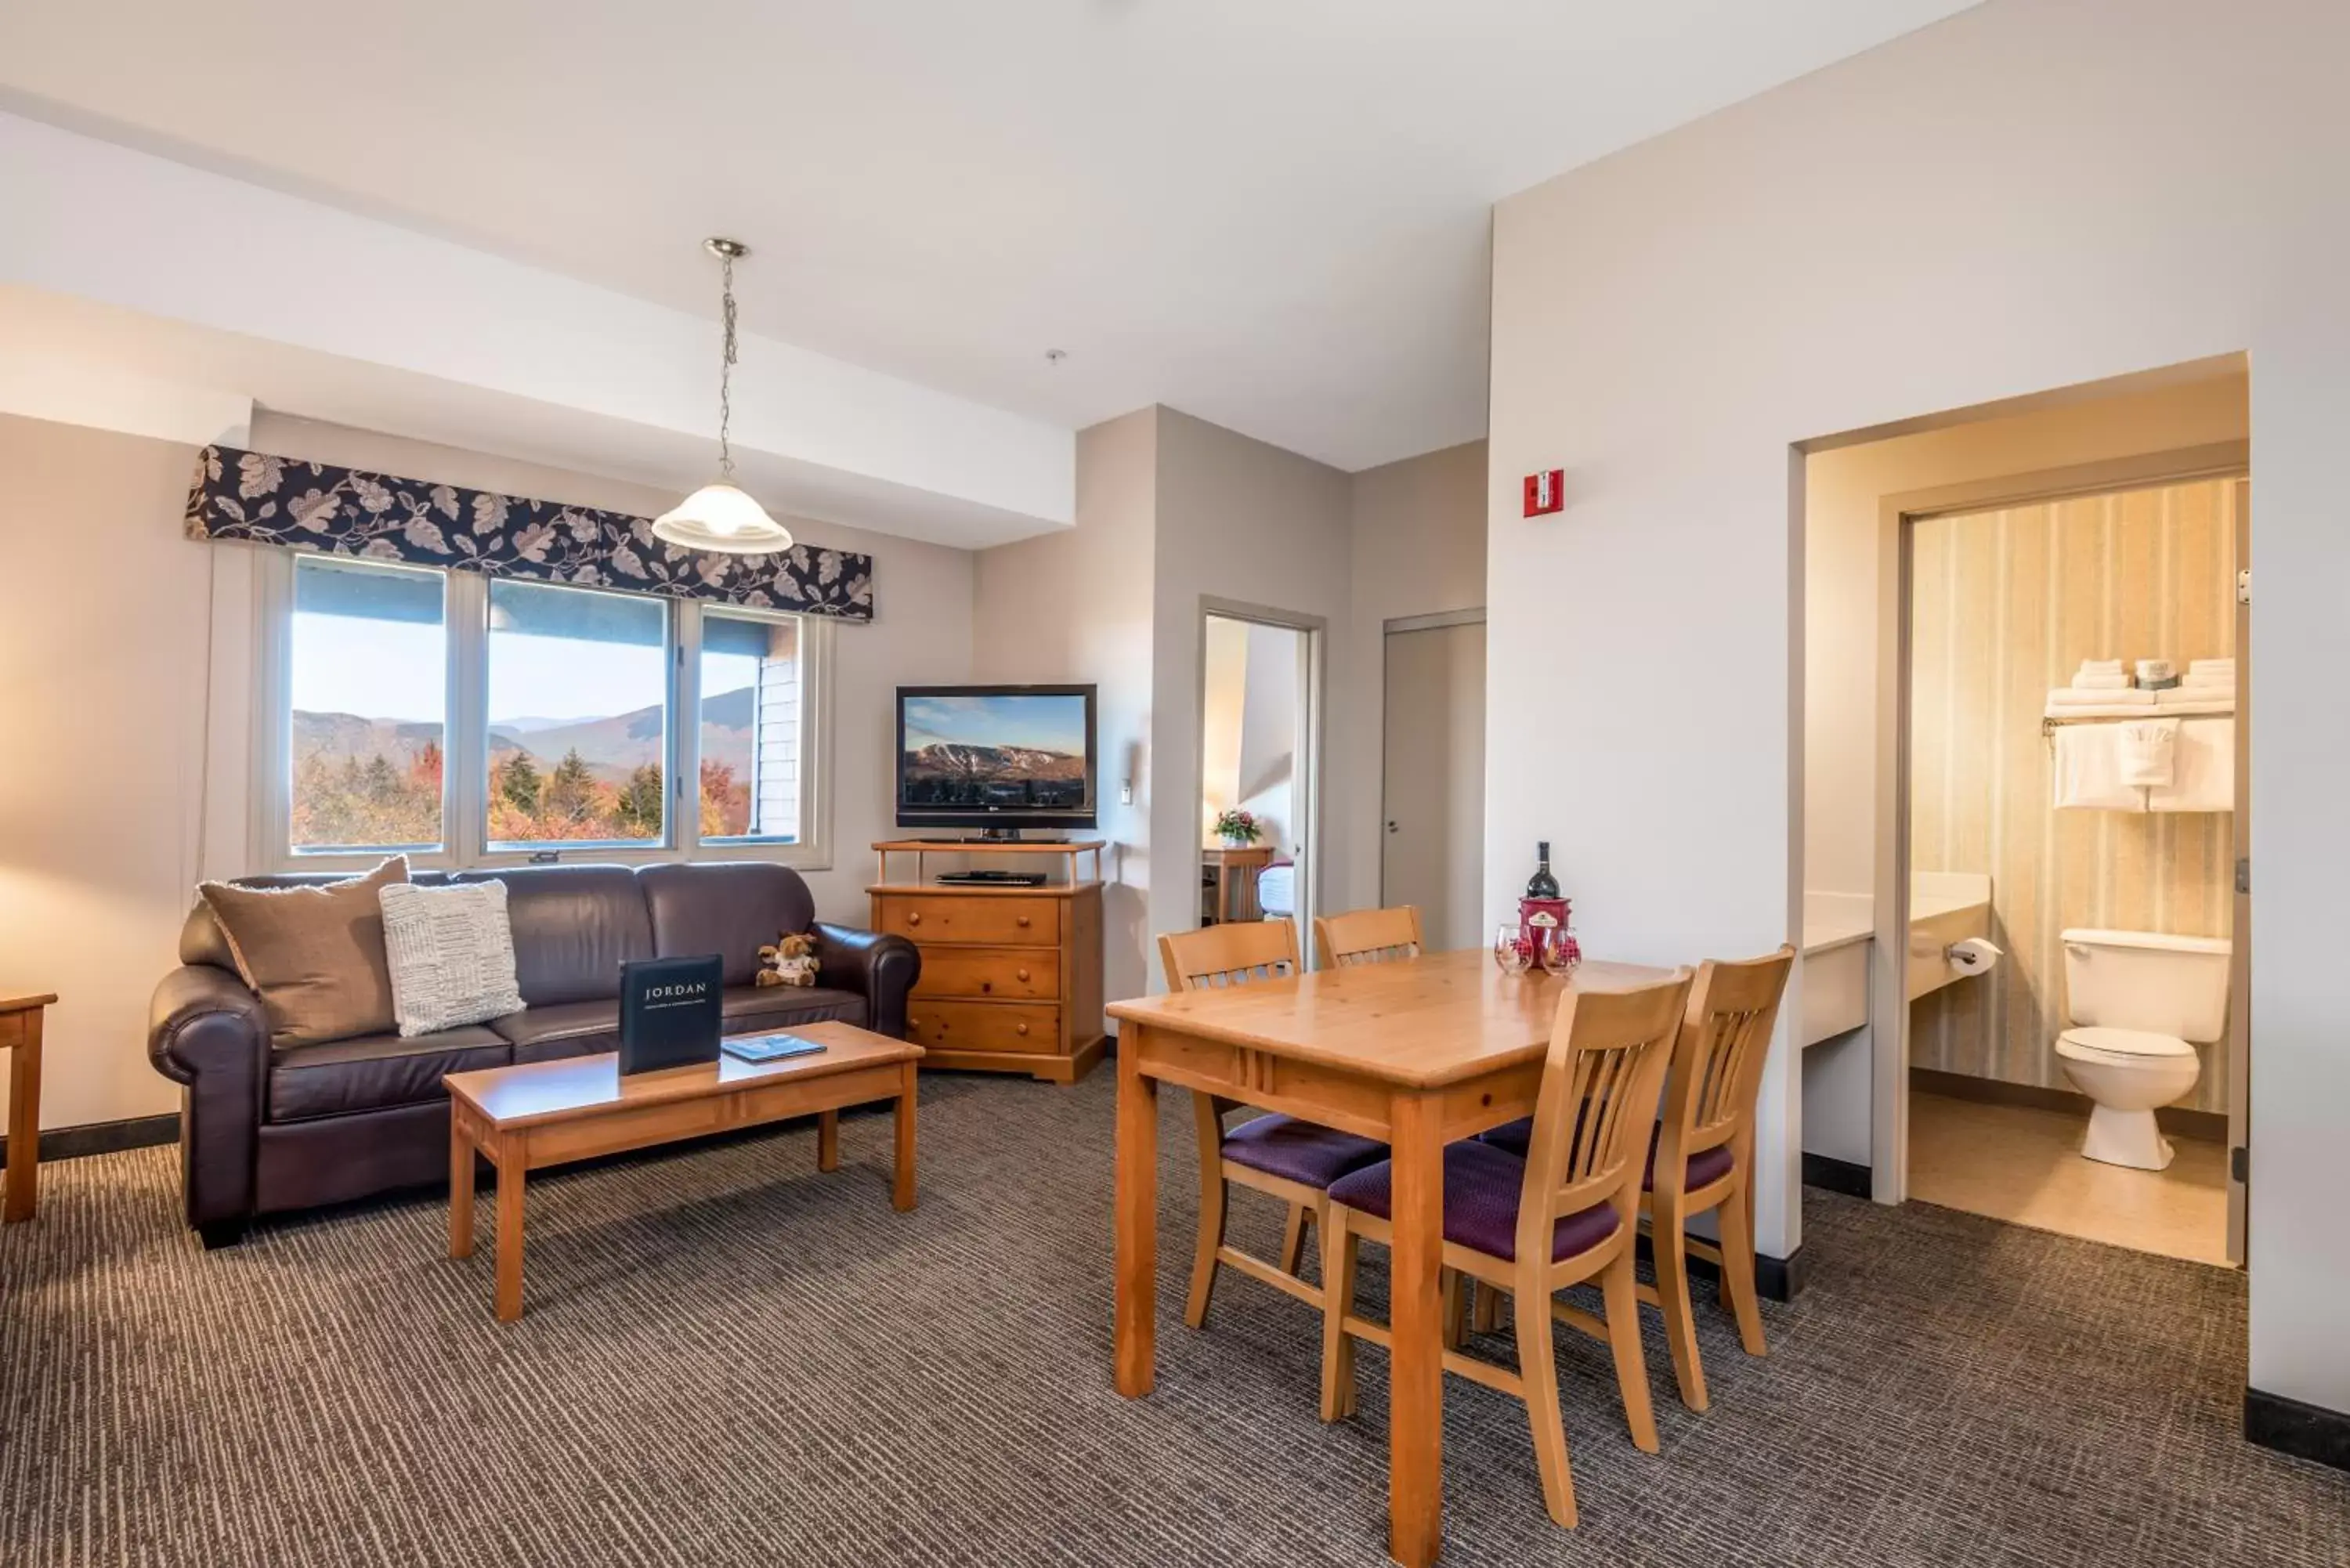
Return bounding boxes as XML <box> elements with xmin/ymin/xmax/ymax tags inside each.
<box><xmin>650</xmin><ymin>481</ymin><xmax>794</xmax><ymax>555</ymax></box>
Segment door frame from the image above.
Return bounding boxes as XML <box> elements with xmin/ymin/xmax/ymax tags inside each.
<box><xmin>1874</xmin><ymin>441</ymin><xmax>2251</xmax><ymax>1222</ymax></box>
<box><xmin>1379</xmin><ymin>608</ymin><xmax>1487</xmax><ymax>909</ymax></box>
<box><xmin>1195</xmin><ymin>598</ymin><xmax>1328</xmax><ymax>956</ymax></box>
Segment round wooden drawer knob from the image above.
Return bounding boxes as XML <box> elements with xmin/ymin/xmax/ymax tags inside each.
<box><xmin>1016</xmin><ymin>968</ymin><xmax>1031</xmax><ymax>981</ymax></box>
<box><xmin>907</xmin><ymin>912</ymin><xmax>922</xmax><ymax>926</ymax></box>
<box><xmin>1016</xmin><ymin>916</ymin><xmax>1032</xmax><ymax>928</ymax></box>
<box><xmin>1015</xmin><ymin>1021</ymin><xmax>1031</xmax><ymax>1036</ymax></box>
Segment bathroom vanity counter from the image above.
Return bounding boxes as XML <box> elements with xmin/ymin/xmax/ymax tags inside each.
<box><xmin>1801</xmin><ymin>893</ymin><xmax>1874</xmax><ymax>1046</ymax></box>
<box><xmin>1908</xmin><ymin>872</ymin><xmax>1993</xmax><ymax>1000</ymax></box>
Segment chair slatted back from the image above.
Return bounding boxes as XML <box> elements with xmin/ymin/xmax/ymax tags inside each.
<box><xmin>1662</xmin><ymin>947</ymin><xmax>1795</xmax><ymax>1160</ymax></box>
<box><xmin>1314</xmin><ymin>905</ymin><xmax>1425</xmax><ymax>969</ymax></box>
<box><xmin>1159</xmin><ymin>921</ymin><xmax>1302</xmax><ymax>993</ymax></box>
<box><xmin>1517</xmin><ymin>971</ymin><xmax>1694</xmax><ymax>1259</ymax></box>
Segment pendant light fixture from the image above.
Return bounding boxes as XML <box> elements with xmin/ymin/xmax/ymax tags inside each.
<box><xmin>653</xmin><ymin>237</ymin><xmax>794</xmax><ymax>555</ymax></box>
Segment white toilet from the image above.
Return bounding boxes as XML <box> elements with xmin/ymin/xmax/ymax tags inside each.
<box><xmin>2055</xmin><ymin>927</ymin><xmax>2231</xmax><ymax>1170</ymax></box>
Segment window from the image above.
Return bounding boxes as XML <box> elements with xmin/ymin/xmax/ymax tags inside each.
<box><xmin>287</xmin><ymin>557</ymin><xmax>447</xmax><ymax>855</ymax></box>
<box><xmin>485</xmin><ymin>580</ymin><xmax>669</xmax><ymax>849</ymax></box>
<box><xmin>259</xmin><ymin>558</ymin><xmax>829</xmax><ymax>870</ymax></box>
<box><xmin>700</xmin><ymin>608</ymin><xmax>804</xmax><ymax>844</ymax></box>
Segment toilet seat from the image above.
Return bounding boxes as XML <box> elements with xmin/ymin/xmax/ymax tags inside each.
<box><xmin>2056</xmin><ymin>1026</ymin><xmax>2193</xmax><ymax>1064</ymax></box>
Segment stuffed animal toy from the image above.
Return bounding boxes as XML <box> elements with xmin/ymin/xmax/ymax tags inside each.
<box><xmin>755</xmin><ymin>931</ymin><xmax>822</xmax><ymax>988</ymax></box>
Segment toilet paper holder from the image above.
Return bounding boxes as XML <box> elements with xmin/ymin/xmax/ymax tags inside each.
<box><xmin>1945</xmin><ymin>937</ymin><xmax>2003</xmax><ymax>974</ymax></box>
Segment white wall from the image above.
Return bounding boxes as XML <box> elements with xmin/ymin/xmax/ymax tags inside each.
<box><xmin>1148</xmin><ymin>409</ymin><xmax>1354</xmax><ymax>963</ymax></box>
<box><xmin>1235</xmin><ymin>621</ymin><xmax>1299</xmax><ymax>852</ymax></box>
<box><xmin>972</xmin><ymin>410</ymin><xmax>1159</xmax><ymax>1013</ymax></box>
<box><xmin>0</xmin><ymin>409</ymin><xmax>976</xmax><ymax>1134</ymax></box>
<box><xmin>1343</xmin><ymin>442</ymin><xmax>1488</xmax><ymax>912</ymax></box>
<box><xmin>1488</xmin><ymin>0</ymin><xmax>2350</xmax><ymax>1414</ymax></box>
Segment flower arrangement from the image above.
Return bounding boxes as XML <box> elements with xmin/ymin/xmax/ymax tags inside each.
<box><xmin>1213</xmin><ymin>808</ymin><xmax>1263</xmax><ymax>846</ymax></box>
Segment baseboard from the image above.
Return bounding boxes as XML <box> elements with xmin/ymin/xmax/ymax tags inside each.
<box><xmin>2245</xmin><ymin>1387</ymin><xmax>2350</xmax><ymax>1473</ymax></box>
<box><xmin>1640</xmin><ymin>1233</ymin><xmax>1806</xmax><ymax>1302</ymax></box>
<box><xmin>0</xmin><ymin>1111</ymin><xmax>179</xmax><ymax>1165</ymax></box>
<box><xmin>1802</xmin><ymin>1152</ymin><xmax>1873</xmax><ymax>1199</ymax></box>
<box><xmin>1910</xmin><ymin>1065</ymin><xmax>2227</xmax><ymax>1143</ymax></box>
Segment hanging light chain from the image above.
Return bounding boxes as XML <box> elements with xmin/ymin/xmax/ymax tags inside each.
<box><xmin>716</xmin><ymin>245</ymin><xmax>739</xmax><ymax>480</ymax></box>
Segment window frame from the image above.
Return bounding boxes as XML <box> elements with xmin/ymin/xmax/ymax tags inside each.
<box><xmin>255</xmin><ymin>553</ymin><xmax>833</xmax><ymax>875</ymax></box>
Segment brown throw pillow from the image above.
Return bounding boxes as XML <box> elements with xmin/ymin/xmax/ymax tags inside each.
<box><xmin>198</xmin><ymin>856</ymin><xmax>410</xmax><ymax>1048</ymax></box>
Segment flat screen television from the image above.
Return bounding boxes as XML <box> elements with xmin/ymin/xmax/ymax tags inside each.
<box><xmin>895</xmin><ymin>684</ymin><xmax>1098</xmax><ymax>833</ymax></box>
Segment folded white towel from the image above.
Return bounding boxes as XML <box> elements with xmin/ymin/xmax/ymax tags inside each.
<box><xmin>2048</xmin><ymin>687</ymin><xmax>2155</xmax><ymax>707</ymax></box>
<box><xmin>2070</xmin><ymin>673</ymin><xmax>2135</xmax><ymax>690</ymax></box>
<box><xmin>2053</xmin><ymin>725</ymin><xmax>2146</xmax><ymax>811</ymax></box>
<box><xmin>2186</xmin><ymin>661</ymin><xmax>2235</xmax><ymax>682</ymax></box>
<box><xmin>2117</xmin><ymin>718</ymin><xmax>2179</xmax><ymax>787</ymax></box>
<box><xmin>2148</xmin><ymin>718</ymin><xmax>2234</xmax><ymax>812</ymax></box>
<box><xmin>2151</xmin><ymin>690</ymin><xmax>2235</xmax><ymax>713</ymax></box>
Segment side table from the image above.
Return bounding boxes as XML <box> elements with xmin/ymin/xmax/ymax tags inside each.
<box><xmin>2</xmin><ymin>994</ymin><xmax>55</xmax><ymax>1223</ymax></box>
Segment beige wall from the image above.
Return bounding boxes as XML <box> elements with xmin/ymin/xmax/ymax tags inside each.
<box><xmin>973</xmin><ymin>409</ymin><xmax>1158</xmax><ymax>1013</ymax></box>
<box><xmin>1805</xmin><ymin>371</ymin><xmax>2248</xmax><ymax>898</ymax></box>
<box><xmin>0</xmin><ymin>414</ymin><xmax>215</xmax><ymax>1131</ymax></box>
<box><xmin>0</xmin><ymin>409</ymin><xmax>975</xmax><ymax>1134</ymax></box>
<box><xmin>1799</xmin><ymin>373</ymin><xmax>2248</xmax><ymax>1164</ymax></box>
<box><xmin>1911</xmin><ymin>479</ymin><xmax>2239</xmax><ymax>1112</ymax></box>
<box><xmin>1149</xmin><ymin>409</ymin><xmax>1355</xmax><ymax>959</ymax></box>
<box><xmin>1485</xmin><ymin>0</ymin><xmax>2350</xmax><ymax>1411</ymax></box>
<box><xmin>1343</xmin><ymin>441</ymin><xmax>1487</xmax><ymax>907</ymax></box>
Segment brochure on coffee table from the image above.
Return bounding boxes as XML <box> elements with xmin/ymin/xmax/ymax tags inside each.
<box><xmin>721</xmin><ymin>1032</ymin><xmax>830</xmax><ymax>1065</ymax></box>
<box><xmin>617</xmin><ymin>955</ymin><xmax>722</xmax><ymax>1075</ymax></box>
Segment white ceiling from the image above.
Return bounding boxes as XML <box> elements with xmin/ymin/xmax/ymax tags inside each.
<box><xmin>0</xmin><ymin>0</ymin><xmax>1976</xmax><ymax>474</ymax></box>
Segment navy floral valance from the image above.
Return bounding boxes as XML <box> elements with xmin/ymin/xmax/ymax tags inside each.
<box><xmin>184</xmin><ymin>446</ymin><xmax>873</xmax><ymax>623</ymax></box>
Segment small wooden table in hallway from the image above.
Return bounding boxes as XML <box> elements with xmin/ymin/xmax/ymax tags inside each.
<box><xmin>1106</xmin><ymin>949</ymin><xmax>1672</xmax><ymax>1567</ymax></box>
<box><xmin>2</xmin><ymin>994</ymin><xmax>56</xmax><ymax>1224</ymax></box>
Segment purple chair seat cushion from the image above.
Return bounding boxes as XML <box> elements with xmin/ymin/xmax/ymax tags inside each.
<box><xmin>1325</xmin><ymin>1139</ymin><xmax>1620</xmax><ymax>1264</ymax></box>
<box><xmin>1477</xmin><ymin>1117</ymin><xmax>1737</xmax><ymax>1192</ymax></box>
<box><xmin>1222</xmin><ymin>1114</ymin><xmax>1388</xmax><ymax>1189</ymax></box>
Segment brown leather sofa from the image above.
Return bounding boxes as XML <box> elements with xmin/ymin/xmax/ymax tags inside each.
<box><xmin>146</xmin><ymin>861</ymin><xmax>919</xmax><ymax>1246</ymax></box>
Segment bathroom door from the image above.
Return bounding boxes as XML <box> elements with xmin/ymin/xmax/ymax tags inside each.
<box><xmin>2227</xmin><ymin>480</ymin><xmax>2251</xmax><ymax>1267</ymax></box>
<box><xmin>1381</xmin><ymin>615</ymin><xmax>1486</xmax><ymax>950</ymax></box>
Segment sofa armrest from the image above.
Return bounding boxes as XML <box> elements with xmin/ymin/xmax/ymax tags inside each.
<box><xmin>147</xmin><ymin>965</ymin><xmax>269</xmax><ymax>1230</ymax></box>
<box><xmin>810</xmin><ymin>923</ymin><xmax>921</xmax><ymax>1040</ymax></box>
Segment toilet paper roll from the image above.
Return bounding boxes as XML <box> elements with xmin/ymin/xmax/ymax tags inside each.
<box><xmin>1947</xmin><ymin>936</ymin><xmax>2003</xmax><ymax>976</ymax></box>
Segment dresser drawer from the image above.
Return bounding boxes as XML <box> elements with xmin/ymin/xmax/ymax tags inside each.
<box><xmin>904</xmin><ymin>999</ymin><xmax>1060</xmax><ymax>1056</ymax></box>
<box><xmin>876</xmin><ymin>894</ymin><xmax>1057</xmax><ymax>947</ymax></box>
<box><xmin>913</xmin><ymin>947</ymin><xmax>1061</xmax><ymax>1002</ymax></box>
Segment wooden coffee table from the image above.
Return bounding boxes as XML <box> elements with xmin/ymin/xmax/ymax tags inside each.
<box><xmin>444</xmin><ymin>1021</ymin><xmax>921</xmax><ymax>1321</ymax></box>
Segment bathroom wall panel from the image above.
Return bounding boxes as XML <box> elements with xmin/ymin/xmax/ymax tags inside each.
<box><xmin>1911</xmin><ymin>478</ymin><xmax>2237</xmax><ymax>1112</ymax></box>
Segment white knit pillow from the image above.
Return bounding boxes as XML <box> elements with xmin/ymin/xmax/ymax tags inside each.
<box><xmin>378</xmin><ymin>881</ymin><xmax>525</xmax><ymax>1038</ymax></box>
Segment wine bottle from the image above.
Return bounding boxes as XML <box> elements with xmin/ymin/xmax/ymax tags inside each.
<box><xmin>1525</xmin><ymin>842</ymin><xmax>1560</xmax><ymax>901</ymax></box>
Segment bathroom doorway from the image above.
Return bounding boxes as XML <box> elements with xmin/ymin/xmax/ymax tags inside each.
<box><xmin>1195</xmin><ymin>605</ymin><xmax>1320</xmax><ymax>947</ymax></box>
<box><xmin>1796</xmin><ymin>360</ymin><xmax>2253</xmax><ymax>1271</ymax></box>
<box><xmin>1893</xmin><ymin>460</ymin><xmax>2248</xmax><ymax>1266</ymax></box>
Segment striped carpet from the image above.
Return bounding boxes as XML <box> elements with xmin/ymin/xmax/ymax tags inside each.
<box><xmin>2</xmin><ymin>1068</ymin><xmax>2343</xmax><ymax>1567</ymax></box>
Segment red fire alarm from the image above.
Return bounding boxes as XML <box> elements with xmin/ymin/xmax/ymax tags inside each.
<box><xmin>1524</xmin><ymin>469</ymin><xmax>1564</xmax><ymax>517</ymax></box>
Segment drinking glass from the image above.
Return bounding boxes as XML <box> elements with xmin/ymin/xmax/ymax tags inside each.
<box><xmin>1539</xmin><ymin>928</ymin><xmax>1581</xmax><ymax>977</ymax></box>
<box><xmin>1493</xmin><ymin>924</ymin><xmax>1531</xmax><ymax>975</ymax></box>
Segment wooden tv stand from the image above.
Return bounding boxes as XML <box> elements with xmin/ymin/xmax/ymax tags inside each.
<box><xmin>869</xmin><ymin>840</ymin><xmax>1106</xmax><ymax>1084</ymax></box>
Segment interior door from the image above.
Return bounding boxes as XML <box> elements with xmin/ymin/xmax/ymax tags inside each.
<box><xmin>1381</xmin><ymin>618</ymin><xmax>1486</xmax><ymax>949</ymax></box>
<box><xmin>2228</xmin><ymin>479</ymin><xmax>2251</xmax><ymax>1267</ymax></box>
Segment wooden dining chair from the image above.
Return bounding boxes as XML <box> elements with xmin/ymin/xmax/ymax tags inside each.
<box><xmin>1640</xmin><ymin>945</ymin><xmax>1795</xmax><ymax>1412</ymax></box>
<box><xmin>1158</xmin><ymin>922</ymin><xmax>1387</xmax><ymax>1330</ymax></box>
<box><xmin>1318</xmin><ymin>969</ymin><xmax>1694</xmax><ymax>1530</ymax></box>
<box><xmin>1313</xmin><ymin>905</ymin><xmax>1425</xmax><ymax>969</ymax></box>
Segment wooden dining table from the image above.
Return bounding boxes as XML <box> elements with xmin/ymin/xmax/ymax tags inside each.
<box><xmin>1105</xmin><ymin>947</ymin><xmax>1673</xmax><ymax>1566</ymax></box>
